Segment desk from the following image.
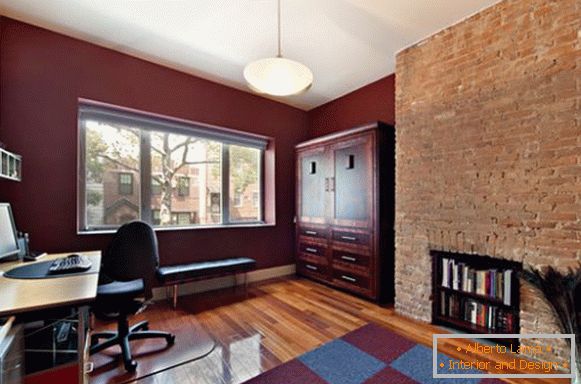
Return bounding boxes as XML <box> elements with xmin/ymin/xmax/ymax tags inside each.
<box><xmin>0</xmin><ymin>251</ymin><xmax>101</xmax><ymax>384</ymax></box>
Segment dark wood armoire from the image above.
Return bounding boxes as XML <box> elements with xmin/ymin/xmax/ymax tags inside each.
<box><xmin>295</xmin><ymin>122</ymin><xmax>395</xmax><ymax>302</ymax></box>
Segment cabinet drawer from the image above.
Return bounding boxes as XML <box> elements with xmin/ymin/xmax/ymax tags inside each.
<box><xmin>332</xmin><ymin>270</ymin><xmax>370</xmax><ymax>290</ymax></box>
<box><xmin>332</xmin><ymin>249</ymin><xmax>370</xmax><ymax>268</ymax></box>
<box><xmin>299</xmin><ymin>227</ymin><xmax>328</xmax><ymax>240</ymax></box>
<box><xmin>299</xmin><ymin>243</ymin><xmax>326</xmax><ymax>257</ymax></box>
<box><xmin>297</xmin><ymin>252</ymin><xmax>328</xmax><ymax>266</ymax></box>
<box><xmin>332</xmin><ymin>230</ymin><xmax>371</xmax><ymax>246</ymax></box>
<box><xmin>297</xmin><ymin>261</ymin><xmax>328</xmax><ymax>280</ymax></box>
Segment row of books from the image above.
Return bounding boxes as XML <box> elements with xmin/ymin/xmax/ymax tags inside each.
<box><xmin>440</xmin><ymin>257</ymin><xmax>513</xmax><ymax>305</ymax></box>
<box><xmin>439</xmin><ymin>292</ymin><xmax>515</xmax><ymax>332</ymax></box>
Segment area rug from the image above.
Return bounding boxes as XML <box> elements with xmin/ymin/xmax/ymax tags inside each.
<box><xmin>244</xmin><ymin>323</ymin><xmax>502</xmax><ymax>384</ymax></box>
<box><xmin>89</xmin><ymin>315</ymin><xmax>215</xmax><ymax>384</ymax></box>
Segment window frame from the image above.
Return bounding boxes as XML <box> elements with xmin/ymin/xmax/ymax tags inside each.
<box><xmin>252</xmin><ymin>192</ymin><xmax>260</xmax><ymax>208</ymax></box>
<box><xmin>152</xmin><ymin>209</ymin><xmax>161</xmax><ymax>225</ymax></box>
<box><xmin>77</xmin><ymin>101</ymin><xmax>269</xmax><ymax>233</ymax></box>
<box><xmin>151</xmin><ymin>176</ymin><xmax>162</xmax><ymax>196</ymax></box>
<box><xmin>118</xmin><ymin>172</ymin><xmax>134</xmax><ymax>195</ymax></box>
<box><xmin>175</xmin><ymin>212</ymin><xmax>192</xmax><ymax>225</ymax></box>
<box><xmin>233</xmin><ymin>192</ymin><xmax>243</xmax><ymax>208</ymax></box>
<box><xmin>176</xmin><ymin>176</ymin><xmax>190</xmax><ymax>197</ymax></box>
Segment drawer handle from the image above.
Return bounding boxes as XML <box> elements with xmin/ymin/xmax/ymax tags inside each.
<box><xmin>341</xmin><ymin>275</ymin><xmax>357</xmax><ymax>283</ymax></box>
<box><xmin>340</xmin><ymin>256</ymin><xmax>357</xmax><ymax>262</ymax></box>
<box><xmin>305</xmin><ymin>247</ymin><xmax>318</xmax><ymax>254</ymax></box>
<box><xmin>84</xmin><ymin>362</ymin><xmax>95</xmax><ymax>374</ymax></box>
<box><xmin>306</xmin><ymin>264</ymin><xmax>318</xmax><ymax>271</ymax></box>
<box><xmin>340</xmin><ymin>235</ymin><xmax>357</xmax><ymax>241</ymax></box>
<box><xmin>305</xmin><ymin>230</ymin><xmax>318</xmax><ymax>236</ymax></box>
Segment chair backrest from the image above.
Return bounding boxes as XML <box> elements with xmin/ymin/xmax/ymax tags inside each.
<box><xmin>102</xmin><ymin>221</ymin><xmax>159</xmax><ymax>299</ymax></box>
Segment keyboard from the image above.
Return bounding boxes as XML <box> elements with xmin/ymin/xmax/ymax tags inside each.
<box><xmin>48</xmin><ymin>254</ymin><xmax>92</xmax><ymax>274</ymax></box>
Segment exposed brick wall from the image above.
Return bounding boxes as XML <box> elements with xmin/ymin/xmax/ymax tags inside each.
<box><xmin>395</xmin><ymin>0</ymin><xmax>580</xmax><ymax>360</ymax></box>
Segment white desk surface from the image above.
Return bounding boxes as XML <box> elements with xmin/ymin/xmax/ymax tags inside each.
<box><xmin>0</xmin><ymin>251</ymin><xmax>101</xmax><ymax>317</ymax></box>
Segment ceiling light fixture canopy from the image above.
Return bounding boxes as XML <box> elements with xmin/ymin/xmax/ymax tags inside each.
<box><xmin>244</xmin><ymin>0</ymin><xmax>313</xmax><ymax>97</ymax></box>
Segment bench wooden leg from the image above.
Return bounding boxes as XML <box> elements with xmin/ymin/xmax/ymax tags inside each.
<box><xmin>173</xmin><ymin>284</ymin><xmax>178</xmax><ymax>309</ymax></box>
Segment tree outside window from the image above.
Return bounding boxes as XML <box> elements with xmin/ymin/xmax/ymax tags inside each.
<box><xmin>79</xmin><ymin>104</ymin><xmax>265</xmax><ymax>231</ymax></box>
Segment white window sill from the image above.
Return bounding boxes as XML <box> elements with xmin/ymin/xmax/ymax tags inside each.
<box><xmin>77</xmin><ymin>221</ymin><xmax>276</xmax><ymax>235</ymax></box>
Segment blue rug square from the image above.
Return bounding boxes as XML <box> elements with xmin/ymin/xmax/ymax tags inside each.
<box><xmin>298</xmin><ymin>339</ymin><xmax>386</xmax><ymax>384</ymax></box>
<box><xmin>391</xmin><ymin>345</ymin><xmax>482</xmax><ymax>384</ymax></box>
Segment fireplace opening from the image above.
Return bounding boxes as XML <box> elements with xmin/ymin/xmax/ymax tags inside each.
<box><xmin>431</xmin><ymin>250</ymin><xmax>522</xmax><ymax>347</ymax></box>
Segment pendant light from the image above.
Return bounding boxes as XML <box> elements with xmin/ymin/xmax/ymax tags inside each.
<box><xmin>244</xmin><ymin>0</ymin><xmax>313</xmax><ymax>97</ymax></box>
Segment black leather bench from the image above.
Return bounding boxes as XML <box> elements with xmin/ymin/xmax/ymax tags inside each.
<box><xmin>157</xmin><ymin>257</ymin><xmax>256</xmax><ymax>308</ymax></box>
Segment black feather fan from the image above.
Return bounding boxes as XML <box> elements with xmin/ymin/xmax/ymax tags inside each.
<box><xmin>519</xmin><ymin>264</ymin><xmax>581</xmax><ymax>377</ymax></box>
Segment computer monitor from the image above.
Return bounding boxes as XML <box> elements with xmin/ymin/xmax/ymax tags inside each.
<box><xmin>0</xmin><ymin>203</ymin><xmax>20</xmax><ymax>261</ymax></box>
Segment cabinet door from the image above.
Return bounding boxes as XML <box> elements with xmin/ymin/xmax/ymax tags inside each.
<box><xmin>296</xmin><ymin>146</ymin><xmax>330</xmax><ymax>224</ymax></box>
<box><xmin>329</xmin><ymin>133</ymin><xmax>374</xmax><ymax>228</ymax></box>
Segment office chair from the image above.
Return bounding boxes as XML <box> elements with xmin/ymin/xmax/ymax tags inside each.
<box><xmin>90</xmin><ymin>221</ymin><xmax>175</xmax><ymax>372</ymax></box>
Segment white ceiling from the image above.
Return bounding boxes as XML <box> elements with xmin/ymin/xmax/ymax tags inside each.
<box><xmin>0</xmin><ymin>0</ymin><xmax>501</xmax><ymax>110</ymax></box>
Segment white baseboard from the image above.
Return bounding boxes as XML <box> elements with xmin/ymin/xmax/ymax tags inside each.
<box><xmin>152</xmin><ymin>263</ymin><xmax>296</xmax><ymax>301</ymax></box>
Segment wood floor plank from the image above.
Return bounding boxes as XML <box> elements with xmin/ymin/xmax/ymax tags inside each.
<box><xmin>92</xmin><ymin>276</ymin><xmax>568</xmax><ymax>384</ymax></box>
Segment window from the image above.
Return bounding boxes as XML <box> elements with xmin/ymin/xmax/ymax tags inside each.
<box><xmin>172</xmin><ymin>212</ymin><xmax>192</xmax><ymax>225</ymax></box>
<box><xmin>151</xmin><ymin>177</ymin><xmax>162</xmax><ymax>195</ymax></box>
<box><xmin>233</xmin><ymin>192</ymin><xmax>243</xmax><ymax>207</ymax></box>
<box><xmin>118</xmin><ymin>173</ymin><xmax>133</xmax><ymax>195</ymax></box>
<box><xmin>229</xmin><ymin>145</ymin><xmax>261</xmax><ymax>222</ymax></box>
<box><xmin>152</xmin><ymin>209</ymin><xmax>161</xmax><ymax>225</ymax></box>
<box><xmin>253</xmin><ymin>192</ymin><xmax>259</xmax><ymax>208</ymax></box>
<box><xmin>177</xmin><ymin>176</ymin><xmax>190</xmax><ymax>197</ymax></box>
<box><xmin>79</xmin><ymin>102</ymin><xmax>267</xmax><ymax>231</ymax></box>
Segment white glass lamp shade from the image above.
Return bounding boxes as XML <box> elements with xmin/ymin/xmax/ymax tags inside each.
<box><xmin>244</xmin><ymin>57</ymin><xmax>313</xmax><ymax>96</ymax></box>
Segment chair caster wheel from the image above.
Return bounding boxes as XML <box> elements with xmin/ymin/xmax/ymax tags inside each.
<box><xmin>167</xmin><ymin>334</ymin><xmax>176</xmax><ymax>345</ymax></box>
<box><xmin>125</xmin><ymin>360</ymin><xmax>138</xmax><ymax>372</ymax></box>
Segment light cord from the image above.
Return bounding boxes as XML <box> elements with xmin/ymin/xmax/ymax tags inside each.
<box><xmin>277</xmin><ymin>0</ymin><xmax>282</xmax><ymax>57</ymax></box>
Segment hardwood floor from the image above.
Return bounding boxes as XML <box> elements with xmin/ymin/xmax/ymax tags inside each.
<box><xmin>93</xmin><ymin>276</ymin><xmax>567</xmax><ymax>384</ymax></box>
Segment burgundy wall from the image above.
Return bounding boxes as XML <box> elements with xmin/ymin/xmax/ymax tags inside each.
<box><xmin>0</xmin><ymin>18</ymin><xmax>309</xmax><ymax>269</ymax></box>
<box><xmin>308</xmin><ymin>75</ymin><xmax>395</xmax><ymax>137</ymax></box>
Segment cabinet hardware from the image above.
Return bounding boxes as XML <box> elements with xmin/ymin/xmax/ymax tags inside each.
<box><xmin>341</xmin><ymin>275</ymin><xmax>357</xmax><ymax>283</ymax></box>
<box><xmin>340</xmin><ymin>235</ymin><xmax>357</xmax><ymax>241</ymax></box>
<box><xmin>325</xmin><ymin>177</ymin><xmax>329</xmax><ymax>192</ymax></box>
<box><xmin>305</xmin><ymin>247</ymin><xmax>318</xmax><ymax>254</ymax></box>
<box><xmin>305</xmin><ymin>230</ymin><xmax>318</xmax><ymax>236</ymax></box>
<box><xmin>306</xmin><ymin>265</ymin><xmax>318</xmax><ymax>271</ymax></box>
<box><xmin>347</xmin><ymin>154</ymin><xmax>355</xmax><ymax>169</ymax></box>
<box><xmin>340</xmin><ymin>256</ymin><xmax>357</xmax><ymax>262</ymax></box>
<box><xmin>84</xmin><ymin>362</ymin><xmax>95</xmax><ymax>374</ymax></box>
